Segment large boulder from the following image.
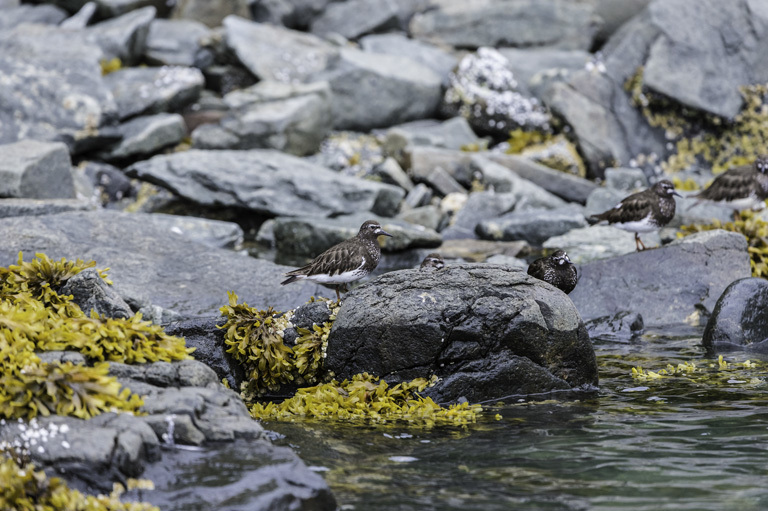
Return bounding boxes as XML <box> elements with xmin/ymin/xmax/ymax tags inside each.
<box><xmin>702</xmin><ymin>278</ymin><xmax>768</xmax><ymax>354</ymax></box>
<box><xmin>325</xmin><ymin>264</ymin><xmax>598</xmax><ymax>402</ymax></box>
<box><xmin>570</xmin><ymin>230</ymin><xmax>751</xmax><ymax>326</ymax></box>
<box><xmin>126</xmin><ymin>149</ymin><xmax>405</xmax><ymax>218</ymax></box>
<box><xmin>0</xmin><ymin>210</ymin><xmax>326</xmax><ymax>316</ymax></box>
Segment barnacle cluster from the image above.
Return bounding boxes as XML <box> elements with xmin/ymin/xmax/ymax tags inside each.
<box><xmin>627</xmin><ymin>67</ymin><xmax>768</xmax><ymax>174</ymax></box>
<box><xmin>0</xmin><ymin>457</ymin><xmax>158</xmax><ymax>511</ymax></box>
<box><xmin>250</xmin><ymin>373</ymin><xmax>482</xmax><ymax>426</ymax></box>
<box><xmin>219</xmin><ymin>292</ymin><xmax>338</xmax><ymax>399</ymax></box>
<box><xmin>679</xmin><ymin>210</ymin><xmax>768</xmax><ymax>277</ymax></box>
<box><xmin>0</xmin><ymin>253</ymin><xmax>193</xmax><ymax>420</ymax></box>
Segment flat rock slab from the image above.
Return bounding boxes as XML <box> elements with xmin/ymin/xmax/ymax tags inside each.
<box><xmin>325</xmin><ymin>263</ymin><xmax>598</xmax><ymax>402</ymax></box>
<box><xmin>105</xmin><ymin>66</ymin><xmax>204</xmax><ymax>120</ymax></box>
<box><xmin>0</xmin><ymin>210</ymin><xmax>325</xmax><ymax>316</ymax></box>
<box><xmin>703</xmin><ymin>278</ymin><xmax>768</xmax><ymax>354</ymax></box>
<box><xmin>569</xmin><ymin>230</ymin><xmax>751</xmax><ymax>327</ymax></box>
<box><xmin>0</xmin><ymin>140</ymin><xmax>76</xmax><ymax>199</ymax></box>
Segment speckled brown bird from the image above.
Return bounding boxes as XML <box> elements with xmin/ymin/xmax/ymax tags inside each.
<box><xmin>689</xmin><ymin>156</ymin><xmax>768</xmax><ymax>218</ymax></box>
<box><xmin>527</xmin><ymin>250</ymin><xmax>578</xmax><ymax>294</ymax></box>
<box><xmin>281</xmin><ymin>220</ymin><xmax>392</xmax><ymax>301</ymax></box>
<box><xmin>587</xmin><ymin>179</ymin><xmax>680</xmax><ymax>251</ymax></box>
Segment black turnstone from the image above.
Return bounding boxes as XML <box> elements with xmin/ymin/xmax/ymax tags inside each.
<box><xmin>527</xmin><ymin>250</ymin><xmax>578</xmax><ymax>294</ymax></box>
<box><xmin>689</xmin><ymin>156</ymin><xmax>768</xmax><ymax>217</ymax></box>
<box><xmin>587</xmin><ymin>179</ymin><xmax>680</xmax><ymax>251</ymax></box>
<box><xmin>420</xmin><ymin>253</ymin><xmax>445</xmax><ymax>270</ymax></box>
<box><xmin>281</xmin><ymin>220</ymin><xmax>393</xmax><ymax>301</ymax></box>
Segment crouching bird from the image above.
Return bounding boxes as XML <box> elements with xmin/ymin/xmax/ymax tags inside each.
<box><xmin>281</xmin><ymin>220</ymin><xmax>392</xmax><ymax>301</ymax></box>
<box><xmin>587</xmin><ymin>179</ymin><xmax>680</xmax><ymax>251</ymax></box>
<box><xmin>527</xmin><ymin>250</ymin><xmax>578</xmax><ymax>294</ymax></box>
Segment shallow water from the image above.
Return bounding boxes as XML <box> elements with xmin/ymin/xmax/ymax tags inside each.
<box><xmin>139</xmin><ymin>326</ymin><xmax>768</xmax><ymax>510</ymax></box>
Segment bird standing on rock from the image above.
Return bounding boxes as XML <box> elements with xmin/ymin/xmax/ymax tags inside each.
<box><xmin>420</xmin><ymin>253</ymin><xmax>445</xmax><ymax>270</ymax></box>
<box><xmin>587</xmin><ymin>179</ymin><xmax>680</xmax><ymax>251</ymax></box>
<box><xmin>688</xmin><ymin>156</ymin><xmax>768</xmax><ymax>219</ymax></box>
<box><xmin>527</xmin><ymin>250</ymin><xmax>578</xmax><ymax>294</ymax></box>
<box><xmin>281</xmin><ymin>220</ymin><xmax>392</xmax><ymax>301</ymax></box>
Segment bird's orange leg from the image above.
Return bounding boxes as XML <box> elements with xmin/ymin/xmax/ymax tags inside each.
<box><xmin>635</xmin><ymin>233</ymin><xmax>647</xmax><ymax>251</ymax></box>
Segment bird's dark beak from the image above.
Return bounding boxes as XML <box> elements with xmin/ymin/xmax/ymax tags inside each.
<box><xmin>672</xmin><ymin>191</ymin><xmax>682</xmax><ymax>197</ymax></box>
<box><xmin>378</xmin><ymin>229</ymin><xmax>393</xmax><ymax>237</ymax></box>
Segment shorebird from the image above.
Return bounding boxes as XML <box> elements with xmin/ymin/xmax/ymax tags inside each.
<box><xmin>527</xmin><ymin>250</ymin><xmax>578</xmax><ymax>294</ymax></box>
<box><xmin>688</xmin><ymin>156</ymin><xmax>768</xmax><ymax>219</ymax></box>
<box><xmin>420</xmin><ymin>253</ymin><xmax>445</xmax><ymax>270</ymax></box>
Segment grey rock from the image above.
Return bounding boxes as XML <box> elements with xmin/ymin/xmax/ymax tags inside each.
<box><xmin>484</xmin><ymin>253</ymin><xmax>528</xmax><ymax>269</ymax></box>
<box><xmin>702</xmin><ymin>278</ymin><xmax>768</xmax><ymax>354</ymax></box>
<box><xmin>360</xmin><ymin>32</ymin><xmax>457</xmax><ymax>84</ymax></box>
<box><xmin>425</xmin><ymin>166</ymin><xmax>466</xmax><ymax>196</ymax></box>
<box><xmin>0</xmin><ymin>198</ymin><xmax>94</xmax><ymax>218</ymax></box>
<box><xmin>372</xmin><ymin>157</ymin><xmax>414</xmax><ymax>192</ymax></box>
<box><xmin>189</xmin><ymin>124</ymin><xmax>239</xmax><ymax>149</ymax></box>
<box><xmin>172</xmin><ymin>0</ymin><xmax>250</xmax><ymax>27</ymax></box>
<box><xmin>0</xmin><ymin>210</ymin><xmax>327</xmax><ymax>315</ymax></box>
<box><xmin>570</xmin><ymin>230</ymin><xmax>752</xmax><ymax>326</ymax></box>
<box><xmin>84</xmin><ymin>6</ymin><xmax>155</xmax><ymax>66</ymax></box>
<box><xmin>671</xmin><ymin>195</ymin><xmax>735</xmax><ymax>228</ymax></box>
<box><xmin>583</xmin><ymin>187</ymin><xmax>627</xmax><ymax>218</ymax></box>
<box><xmin>384</xmin><ymin>117</ymin><xmax>480</xmax><ymax>167</ymax></box>
<box><xmin>397</xmin><ymin>205</ymin><xmax>443</xmax><ymax>232</ymax></box>
<box><xmin>311</xmin><ymin>47</ymin><xmax>442</xmax><ymax>131</ymax></box>
<box><xmin>483</xmin><ymin>153</ymin><xmax>598</xmax><ymax>204</ymax></box>
<box><xmin>194</xmin><ymin>81</ymin><xmax>332</xmax><ymax>156</ymax></box>
<box><xmin>0</xmin><ymin>4</ymin><xmax>67</xmax><ymax>29</ymax></box>
<box><xmin>105</xmin><ymin>66</ymin><xmax>204</xmax><ymax>120</ymax></box>
<box><xmin>0</xmin><ymin>0</ymin><xmax>18</xmax><ymax>7</ymax></box>
<box><xmin>311</xmin><ymin>0</ymin><xmax>399</xmax><ymax>40</ymax></box>
<box><xmin>223</xmin><ymin>15</ymin><xmax>338</xmax><ymax>82</ymax></box>
<box><xmin>145</xmin><ymin>18</ymin><xmax>211</xmax><ymax>67</ymax></box>
<box><xmin>98</xmin><ymin>113</ymin><xmax>186</xmax><ymax>161</ymax></box>
<box><xmin>477</xmin><ymin>205</ymin><xmax>587</xmax><ymax>246</ymax></box>
<box><xmin>604</xmin><ymin>167</ymin><xmax>649</xmax><ymax>191</ymax></box>
<box><xmin>325</xmin><ymin>263</ymin><xmax>598</xmax><ymax>401</ymax></box>
<box><xmin>471</xmin><ymin>157</ymin><xmax>567</xmax><ymax>210</ymax></box>
<box><xmin>251</xmin><ymin>0</ymin><xmax>333</xmax><ymax>28</ymax></box>
<box><xmin>126</xmin><ymin>149</ymin><xmax>404</xmax><ymax>218</ymax></box>
<box><xmin>543</xmin><ymin>224</ymin><xmax>655</xmax><ymax>264</ymax></box>
<box><xmin>406</xmin><ymin>146</ymin><xmax>475</xmax><ymax>185</ymax></box>
<box><xmin>0</xmin><ymin>140</ymin><xmax>76</xmax><ymax>199</ymax></box>
<box><xmin>59</xmin><ymin>2</ymin><xmax>97</xmax><ymax>30</ymax></box>
<box><xmin>442</xmin><ymin>191</ymin><xmax>517</xmax><ymax>240</ymax></box>
<box><xmin>82</xmin><ymin>161</ymin><xmax>134</xmax><ymax>204</ymax></box>
<box><xmin>94</xmin><ymin>0</ymin><xmax>169</xmax><ymax>19</ymax></box>
<box><xmin>255</xmin><ymin>218</ymin><xmax>275</xmax><ymax>247</ymax></box>
<box><xmin>438</xmin><ymin>238</ymin><xmax>529</xmax><ymax>262</ymax></box>
<box><xmin>60</xmin><ymin>267</ymin><xmax>133</xmax><ymax>319</ymax></box>
<box><xmin>143</xmin><ymin>413</ymin><xmax>206</xmax><ymax>446</ymax></box>
<box><xmin>273</xmin><ymin>214</ymin><xmax>441</xmax><ymax>258</ymax></box>
<box><xmin>585</xmin><ymin>311</ymin><xmax>645</xmax><ymax>342</ymax></box>
<box><xmin>409</xmin><ymin>0</ymin><xmax>602</xmax><ymax>51</ymax></box>
<box><xmin>594</xmin><ymin>0</ymin><xmax>652</xmax><ymax>43</ymax></box>
<box><xmin>496</xmin><ymin>47</ymin><xmax>591</xmax><ymax>97</ymax></box>
<box><xmin>143</xmin><ymin>213</ymin><xmax>244</xmax><ymax>250</ymax></box>
<box><xmin>403</xmin><ymin>183</ymin><xmax>433</xmax><ymax>209</ymax></box>
<box><xmin>0</xmin><ymin>25</ymin><xmax>118</xmax><ymax>150</ymax></box>
<box><xmin>37</xmin><ymin>350</ymin><xmax>87</xmax><ymax>365</ymax></box>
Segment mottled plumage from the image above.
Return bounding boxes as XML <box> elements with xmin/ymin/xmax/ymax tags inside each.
<box><xmin>420</xmin><ymin>253</ymin><xmax>445</xmax><ymax>270</ymax></box>
<box><xmin>690</xmin><ymin>156</ymin><xmax>768</xmax><ymax>215</ymax></box>
<box><xmin>587</xmin><ymin>179</ymin><xmax>680</xmax><ymax>251</ymax></box>
<box><xmin>281</xmin><ymin>220</ymin><xmax>392</xmax><ymax>301</ymax></box>
<box><xmin>527</xmin><ymin>250</ymin><xmax>578</xmax><ymax>294</ymax></box>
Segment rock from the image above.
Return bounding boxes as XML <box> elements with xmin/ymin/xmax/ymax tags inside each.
<box><xmin>604</xmin><ymin>167</ymin><xmax>649</xmax><ymax>191</ymax></box>
<box><xmin>98</xmin><ymin>113</ymin><xmax>186</xmax><ymax>162</ymax></box>
<box><xmin>0</xmin><ymin>140</ymin><xmax>76</xmax><ymax>199</ymax></box>
<box><xmin>442</xmin><ymin>48</ymin><xmax>552</xmax><ymax>138</ymax></box>
<box><xmin>127</xmin><ymin>149</ymin><xmax>404</xmax><ymax>218</ymax></box>
<box><xmin>145</xmin><ymin>19</ymin><xmax>211</xmax><ymax>67</ymax></box>
<box><xmin>437</xmin><ymin>238</ymin><xmax>528</xmax><ymax>262</ymax></box>
<box><xmin>396</xmin><ymin>205</ymin><xmax>443</xmax><ymax>232</ymax></box>
<box><xmin>593</xmin><ymin>0</ymin><xmax>652</xmax><ymax>43</ymax></box>
<box><xmin>282</xmin><ymin>300</ymin><xmax>334</xmax><ymax>344</ymax></box>
<box><xmin>0</xmin><ymin>24</ymin><xmax>118</xmax><ymax>150</ymax></box>
<box><xmin>273</xmin><ymin>214</ymin><xmax>441</xmax><ymax>258</ymax></box>
<box><xmin>482</xmin><ymin>153</ymin><xmax>599</xmax><ymax>204</ymax></box>
<box><xmin>223</xmin><ymin>15</ymin><xmax>338</xmax><ymax>82</ymax></box>
<box><xmin>0</xmin><ymin>4</ymin><xmax>67</xmax><ymax>29</ymax></box>
<box><xmin>671</xmin><ymin>196</ymin><xmax>734</xmax><ymax>228</ymax></box>
<box><xmin>585</xmin><ymin>311</ymin><xmax>644</xmax><ymax>342</ymax></box>
<box><xmin>193</xmin><ymin>81</ymin><xmax>332</xmax><ymax>156</ymax></box>
<box><xmin>84</xmin><ymin>6</ymin><xmax>155</xmax><ymax>66</ymax></box>
<box><xmin>425</xmin><ymin>167</ymin><xmax>466</xmax><ymax>196</ymax></box>
<box><xmin>371</xmin><ymin>157</ymin><xmax>414</xmax><ymax>192</ymax></box>
<box><xmin>0</xmin><ymin>210</ymin><xmax>327</xmax><ymax>315</ymax></box>
<box><xmin>470</xmin><ymin>158</ymin><xmax>568</xmax><ymax>210</ymax></box>
<box><xmin>406</xmin><ymin>147</ymin><xmax>475</xmax><ymax>185</ymax></box>
<box><xmin>702</xmin><ymin>278</ymin><xmax>768</xmax><ymax>354</ymax></box>
<box><xmin>82</xmin><ymin>161</ymin><xmax>134</xmax><ymax>204</ymax></box>
<box><xmin>403</xmin><ymin>183</ymin><xmax>433</xmax><ymax>209</ymax></box>
<box><xmin>496</xmin><ymin>47</ymin><xmax>591</xmax><ymax>97</ymax></box>
<box><xmin>60</xmin><ymin>267</ymin><xmax>134</xmax><ymax>319</ymax></box>
<box><xmin>570</xmin><ymin>230</ymin><xmax>751</xmax><ymax>326</ymax></box>
<box><xmin>311</xmin><ymin>47</ymin><xmax>442</xmax><ymax>131</ymax></box>
<box><xmin>325</xmin><ymin>263</ymin><xmax>598</xmax><ymax>401</ymax></box>
<box><xmin>583</xmin><ymin>186</ymin><xmax>627</xmax><ymax>218</ymax></box>
<box><xmin>172</xmin><ymin>0</ymin><xmax>250</xmax><ymax>27</ymax></box>
<box><xmin>360</xmin><ymin>32</ymin><xmax>457</xmax><ymax>84</ymax></box>
<box><xmin>251</xmin><ymin>0</ymin><xmax>333</xmax><ymax>29</ymax></box>
<box><xmin>59</xmin><ymin>2</ymin><xmax>97</xmax><ymax>30</ymax></box>
<box><xmin>143</xmin><ymin>213</ymin><xmax>244</xmax><ymax>250</ymax></box>
<box><xmin>0</xmin><ymin>198</ymin><xmax>95</xmax><ymax>218</ymax></box>
<box><xmin>476</xmin><ymin>205</ymin><xmax>587</xmax><ymax>246</ymax></box>
<box><xmin>310</xmin><ymin>0</ymin><xmax>399</xmax><ymax>40</ymax></box>
<box><xmin>441</xmin><ymin>191</ymin><xmax>517</xmax><ymax>240</ymax></box>
<box><xmin>409</xmin><ymin>0</ymin><xmax>602</xmax><ymax>51</ymax></box>
<box><xmin>105</xmin><ymin>66</ymin><xmax>204</xmax><ymax>120</ymax></box>
<box><xmin>485</xmin><ymin>253</ymin><xmax>528</xmax><ymax>269</ymax></box>
<box><xmin>383</xmin><ymin>117</ymin><xmax>480</xmax><ymax>167</ymax></box>
<box><xmin>543</xmin><ymin>224</ymin><xmax>654</xmax><ymax>263</ymax></box>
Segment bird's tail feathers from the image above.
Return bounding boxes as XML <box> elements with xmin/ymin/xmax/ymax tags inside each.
<box><xmin>586</xmin><ymin>214</ymin><xmax>602</xmax><ymax>226</ymax></box>
<box><xmin>281</xmin><ymin>275</ymin><xmax>302</xmax><ymax>286</ymax></box>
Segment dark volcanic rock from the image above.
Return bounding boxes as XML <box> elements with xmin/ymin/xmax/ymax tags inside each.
<box><xmin>585</xmin><ymin>311</ymin><xmax>644</xmax><ymax>342</ymax></box>
<box><xmin>570</xmin><ymin>230</ymin><xmax>751</xmax><ymax>327</ymax></box>
<box><xmin>325</xmin><ymin>263</ymin><xmax>598</xmax><ymax>402</ymax></box>
<box><xmin>703</xmin><ymin>278</ymin><xmax>768</xmax><ymax>354</ymax></box>
<box><xmin>60</xmin><ymin>268</ymin><xmax>133</xmax><ymax>319</ymax></box>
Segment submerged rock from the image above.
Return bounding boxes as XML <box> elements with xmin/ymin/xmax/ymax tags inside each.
<box><xmin>702</xmin><ymin>278</ymin><xmax>768</xmax><ymax>354</ymax></box>
<box><xmin>325</xmin><ymin>263</ymin><xmax>598</xmax><ymax>402</ymax></box>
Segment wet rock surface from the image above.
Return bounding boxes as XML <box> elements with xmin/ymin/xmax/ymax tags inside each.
<box><xmin>703</xmin><ymin>278</ymin><xmax>768</xmax><ymax>354</ymax></box>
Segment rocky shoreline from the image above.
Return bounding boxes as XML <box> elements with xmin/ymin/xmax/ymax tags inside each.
<box><xmin>2</xmin><ymin>0</ymin><xmax>768</xmax><ymax>509</ymax></box>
